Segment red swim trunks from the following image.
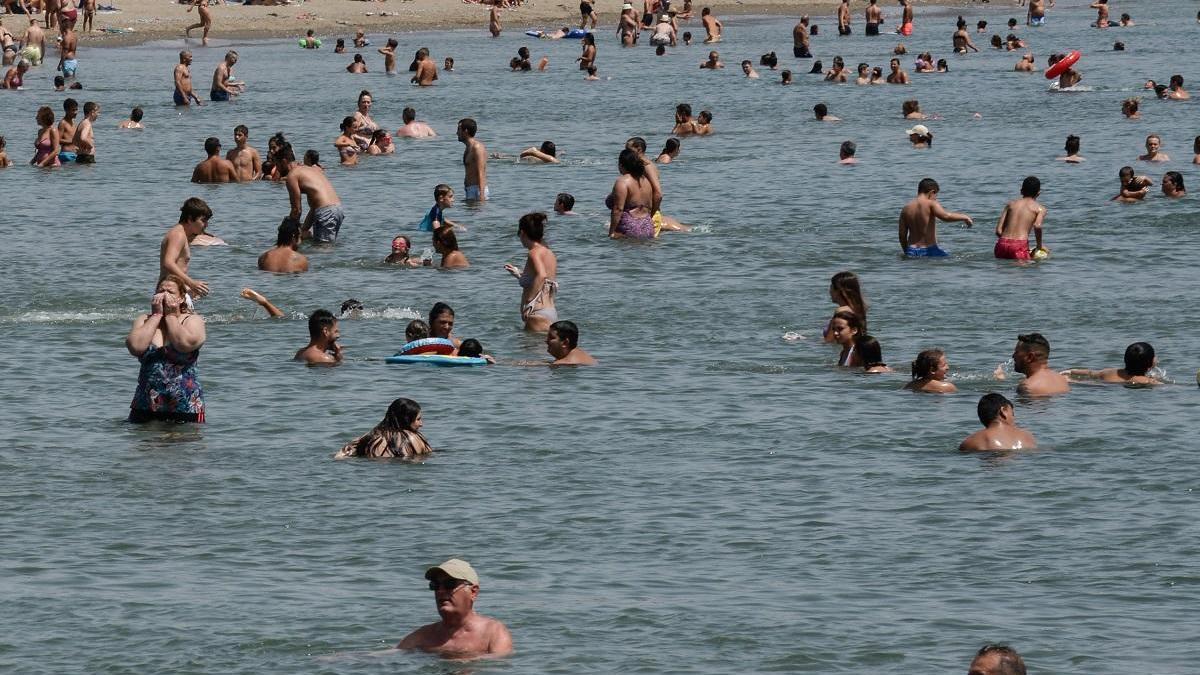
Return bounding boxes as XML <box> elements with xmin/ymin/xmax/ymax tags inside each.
<box><xmin>899</xmin><ymin>22</ymin><xmax>913</xmax><ymax>36</ymax></box>
<box><xmin>994</xmin><ymin>237</ymin><xmax>1031</xmax><ymax>260</ymax></box>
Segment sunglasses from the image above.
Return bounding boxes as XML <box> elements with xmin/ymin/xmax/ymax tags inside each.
<box><xmin>429</xmin><ymin>578</ymin><xmax>468</xmax><ymax>592</ymax></box>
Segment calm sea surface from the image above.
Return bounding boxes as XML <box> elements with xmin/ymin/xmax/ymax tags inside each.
<box><xmin>2</xmin><ymin>1</ymin><xmax>1199</xmax><ymax>672</ymax></box>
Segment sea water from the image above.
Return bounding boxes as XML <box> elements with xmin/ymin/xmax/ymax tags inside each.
<box><xmin>2</xmin><ymin>1</ymin><xmax>1199</xmax><ymax>672</ymax></box>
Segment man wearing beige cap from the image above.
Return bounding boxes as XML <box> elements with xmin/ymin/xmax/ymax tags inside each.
<box><xmin>397</xmin><ymin>559</ymin><xmax>513</xmax><ymax>658</ymax></box>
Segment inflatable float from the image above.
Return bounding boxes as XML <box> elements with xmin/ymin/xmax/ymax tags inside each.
<box><xmin>1044</xmin><ymin>50</ymin><xmax>1080</xmax><ymax>79</ymax></box>
<box><xmin>395</xmin><ymin>337</ymin><xmax>455</xmax><ymax>356</ymax></box>
<box><xmin>385</xmin><ymin>354</ymin><xmax>488</xmax><ymax>367</ymax></box>
<box><xmin>525</xmin><ymin>28</ymin><xmax>590</xmax><ymax>39</ymax></box>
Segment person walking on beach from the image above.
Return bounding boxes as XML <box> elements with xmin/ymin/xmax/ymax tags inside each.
<box><xmin>210</xmin><ymin>50</ymin><xmax>243</xmax><ymax>101</ymax></box>
<box><xmin>397</xmin><ymin>559</ymin><xmax>513</xmax><ymax>658</ymax></box>
<box><xmin>458</xmin><ymin>118</ymin><xmax>488</xmax><ymax>201</ymax></box>
<box><xmin>185</xmin><ymin>0</ymin><xmax>212</xmax><ymax>46</ymax></box>
<box><xmin>20</xmin><ymin>17</ymin><xmax>46</xmax><ymax>66</ymax></box>
<box><xmin>283</xmin><ymin>155</ymin><xmax>344</xmax><ymax>243</ymax></box>
<box><xmin>898</xmin><ymin>178</ymin><xmax>973</xmax><ymax>257</ymax></box>
<box><xmin>159</xmin><ymin>197</ymin><xmax>212</xmax><ymax>300</ymax></box>
<box><xmin>579</xmin><ymin>0</ymin><xmax>597</xmax><ymax>30</ymax></box>
<box><xmin>173</xmin><ymin>51</ymin><xmax>202</xmax><ymax>106</ymax></box>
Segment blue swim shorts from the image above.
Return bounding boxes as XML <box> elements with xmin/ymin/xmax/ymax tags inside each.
<box><xmin>905</xmin><ymin>244</ymin><xmax>949</xmax><ymax>258</ymax></box>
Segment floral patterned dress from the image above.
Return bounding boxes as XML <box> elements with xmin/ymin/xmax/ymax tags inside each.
<box><xmin>129</xmin><ymin>344</ymin><xmax>205</xmax><ymax>423</ymax></box>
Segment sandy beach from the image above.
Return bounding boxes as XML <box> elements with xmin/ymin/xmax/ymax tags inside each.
<box><xmin>52</xmin><ymin>0</ymin><xmax>979</xmax><ymax>47</ymax></box>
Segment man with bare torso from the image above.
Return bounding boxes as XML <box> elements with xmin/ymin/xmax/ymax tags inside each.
<box><xmin>159</xmin><ymin>197</ymin><xmax>212</xmax><ymax>300</ymax></box>
<box><xmin>173</xmin><ymin>50</ymin><xmax>202</xmax><ymax>106</ymax></box>
<box><xmin>489</xmin><ymin>1</ymin><xmax>502</xmax><ymax>37</ymax></box>
<box><xmin>837</xmin><ymin>0</ymin><xmax>851</xmax><ymax>35</ymax></box>
<box><xmin>701</xmin><ymin>6</ymin><xmax>721</xmax><ymax>42</ymax></box>
<box><xmin>225</xmin><ymin>125</ymin><xmax>261</xmax><ymax>181</ymax></box>
<box><xmin>397</xmin><ymin>559</ymin><xmax>513</xmax><ymax>659</ymax></box>
<box><xmin>72</xmin><ymin>100</ymin><xmax>98</xmax><ymax>164</ymax></box>
<box><xmin>898</xmin><ymin>177</ymin><xmax>973</xmax><ymax>257</ymax></box>
<box><xmin>959</xmin><ymin>394</ymin><xmax>1037</xmax><ymax>452</ymax></box>
<box><xmin>792</xmin><ymin>16</ymin><xmax>811</xmax><ymax>58</ymax></box>
<box><xmin>57</xmin><ymin>98</ymin><xmax>78</xmax><ymax>162</ymax></box>
<box><xmin>258</xmin><ymin>218</ymin><xmax>308</xmax><ymax>273</ymax></box>
<box><xmin>458</xmin><ymin>118</ymin><xmax>488</xmax><ymax>201</ymax></box>
<box><xmin>56</xmin><ymin>15</ymin><xmax>77</xmax><ymax>80</ymax></box>
<box><xmin>210</xmin><ymin>50</ymin><xmax>244</xmax><ymax>102</ymax></box>
<box><xmin>21</xmin><ymin>18</ymin><xmax>46</xmax><ymax>66</ymax></box>
<box><xmin>864</xmin><ymin>0</ymin><xmax>884</xmax><ymax>36</ymax></box>
<box><xmin>283</xmin><ymin>156</ymin><xmax>343</xmax><ymax>243</ymax></box>
<box><xmin>994</xmin><ymin>176</ymin><xmax>1045</xmax><ymax>260</ymax></box>
<box><xmin>411</xmin><ymin>50</ymin><xmax>437</xmax><ymax>86</ymax></box>
<box><xmin>192</xmin><ymin>137</ymin><xmax>238</xmax><ymax>183</ymax></box>
<box><xmin>1090</xmin><ymin>0</ymin><xmax>1109</xmax><ymax>28</ymax></box>
<box><xmin>1027</xmin><ymin>0</ymin><xmax>1047</xmax><ymax>26</ymax></box>
<box><xmin>396</xmin><ymin>107</ymin><xmax>437</xmax><ymax>138</ymax></box>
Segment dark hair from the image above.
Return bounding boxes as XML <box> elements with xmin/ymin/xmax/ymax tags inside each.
<box><xmin>308</xmin><ymin>308</ymin><xmax>337</xmax><ymax>339</ymax></box>
<box><xmin>902</xmin><ymin>99</ymin><xmax>919</xmax><ymax>115</ymax></box>
<box><xmin>458</xmin><ymin>338</ymin><xmax>483</xmax><ymax>358</ymax></box>
<box><xmin>1016</xmin><ymin>333</ymin><xmax>1050</xmax><ymax>360</ymax></box>
<box><xmin>1118</xmin><ymin>165</ymin><xmax>1134</xmax><ymax>182</ymax></box>
<box><xmin>662</xmin><ymin>137</ymin><xmax>680</xmax><ymax>155</ymax></box>
<box><xmin>405</xmin><ymin>319</ymin><xmax>430</xmax><ymax>342</ymax></box>
<box><xmin>82</xmin><ymin>101</ymin><xmax>98</xmax><ymax>116</ymax></box>
<box><xmin>698</xmin><ymin>110</ymin><xmax>712</xmax><ymax>123</ymax></box>
<box><xmin>656</xmin><ymin>45</ymin><xmax>666</xmax><ymax>56</ymax></box>
<box><xmin>340</xmin><ymin>116</ymin><xmax>356</xmax><ymax>133</ymax></box>
<box><xmin>539</xmin><ymin>141</ymin><xmax>557</xmax><ymax>157</ymax></box>
<box><xmin>856</xmin><ymin>335</ymin><xmax>885</xmax><ymax>369</ymax></box>
<box><xmin>377</xmin><ymin>397</ymin><xmax>422</xmax><ymax>432</ymax></box>
<box><xmin>387</xmin><ymin>38</ymin><xmax>398</xmax><ymax>48</ymax></box>
<box><xmin>276</xmin><ymin>218</ymin><xmax>302</xmax><ymax>246</ymax></box>
<box><xmin>831</xmin><ymin>309</ymin><xmax>862</xmax><ymax>337</ymax></box>
<box><xmin>682</xmin><ymin>31</ymin><xmax>692</xmax><ymax>40</ymax></box>
<box><xmin>813</xmin><ymin>103</ymin><xmax>829</xmax><ymax>119</ymax></box>
<box><xmin>550</xmin><ymin>320</ymin><xmax>579</xmax><ymax>348</ymax></box>
<box><xmin>809</xmin><ymin>60</ymin><xmax>823</xmax><ymax>74</ymax></box>
<box><xmin>303</xmin><ymin>149</ymin><xmax>321</xmax><ymax>166</ymax></box>
<box><xmin>429</xmin><ymin>302</ymin><xmax>455</xmax><ymax>326</ymax></box>
<box><xmin>179</xmin><ymin>197</ymin><xmax>212</xmax><ymax>222</ymax></box>
<box><xmin>830</xmin><ymin>271</ymin><xmax>867</xmax><ymax>331</ymax></box>
<box><xmin>1113</xmin><ymin>41</ymin><xmax>1125</xmax><ymax>51</ymax></box>
<box><xmin>619</xmin><ymin>148</ymin><xmax>645</xmax><ymax>178</ymax></box>
<box><xmin>403</xmin><ymin>107</ymin><xmax>416</xmax><ymax>124</ymax></box>
<box><xmin>204</xmin><ymin>137</ymin><xmax>221</xmax><ymax>156</ymax></box>
<box><xmin>910</xmin><ymin>349</ymin><xmax>945</xmax><ymax>380</ymax></box>
<box><xmin>340</xmin><ymin>299</ymin><xmax>364</xmax><ymax>317</ymax></box>
<box><xmin>625</xmin><ymin>136</ymin><xmax>647</xmax><ymax>153</ymax></box>
<box><xmin>458</xmin><ymin>118</ymin><xmax>477</xmax><ymax>137</ymax></box>
<box><xmin>1123</xmin><ymin>342</ymin><xmax>1155</xmax><ymax>376</ymax></box>
<box><xmin>583</xmin><ymin>33</ymin><xmax>595</xmax><ymax>45</ymax></box>
<box><xmin>977</xmin><ymin>393</ymin><xmax>1012</xmax><ymax>426</ymax></box>
<box><xmin>1170</xmin><ymin>74</ymin><xmax>1184</xmax><ymax>88</ymax></box>
<box><xmin>518</xmin><ymin>46</ymin><xmax>531</xmax><ymax>59</ymax></box>
<box><xmin>1020</xmin><ymin>176</ymin><xmax>1040</xmax><ymax>198</ymax></box>
<box><xmin>781</xmin><ymin>70</ymin><xmax>792</xmax><ymax>83</ymax></box>
<box><xmin>1164</xmin><ymin>170</ymin><xmax>1185</xmax><ymax>191</ymax></box>
<box><xmin>357</xmin><ymin>89</ymin><xmax>372</xmax><ymax>104</ymax></box>
<box><xmin>676</xmin><ymin>103</ymin><xmax>693</xmax><ymax>118</ymax></box>
<box><xmin>973</xmin><ymin>644</ymin><xmax>1027</xmax><ymax>675</ymax></box>
<box><xmin>840</xmin><ymin>140</ymin><xmax>856</xmax><ymax>157</ymax></box>
<box><xmin>234</xmin><ymin>124</ymin><xmax>249</xmax><ymax>136</ymax></box>
<box><xmin>519</xmin><ymin>212</ymin><xmax>547</xmax><ymax>242</ymax></box>
<box><xmin>555</xmin><ymin>192</ymin><xmax>575</xmax><ymax>210</ymax></box>
<box><xmin>434</xmin><ymin>225</ymin><xmax>459</xmax><ymax>252</ymax></box>
<box><xmin>63</xmin><ymin>98</ymin><xmax>78</xmax><ymax>113</ymax></box>
<box><xmin>131</xmin><ymin>106</ymin><xmax>144</xmax><ymax>122</ymax></box>
<box><xmin>1065</xmin><ymin>135</ymin><xmax>1080</xmax><ymax>155</ymax></box>
<box><xmin>353</xmin><ymin>54</ymin><xmax>365</xmax><ymax>63</ymax></box>
<box><xmin>54</xmin><ymin>75</ymin><xmax>65</xmax><ymax>87</ymax></box>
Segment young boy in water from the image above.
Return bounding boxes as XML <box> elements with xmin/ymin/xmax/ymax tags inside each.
<box><xmin>553</xmin><ymin>192</ymin><xmax>577</xmax><ymax>215</ymax></box>
<box><xmin>958</xmin><ymin>393</ymin><xmax>1037</xmax><ymax>452</ymax></box>
<box><xmin>419</xmin><ymin>184</ymin><xmax>464</xmax><ymax>232</ymax></box>
<box><xmin>994</xmin><ymin>176</ymin><xmax>1045</xmax><ymax>260</ymax></box>
<box><xmin>1112</xmin><ymin>166</ymin><xmax>1151</xmax><ymax>203</ymax></box>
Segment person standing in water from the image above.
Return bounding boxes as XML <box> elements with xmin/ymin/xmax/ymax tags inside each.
<box><xmin>226</xmin><ymin>125</ymin><xmax>262</xmax><ymax>181</ymax></box>
<box><xmin>72</xmin><ymin>100</ymin><xmax>98</xmax><ymax>164</ymax></box>
<box><xmin>283</xmin><ymin>153</ymin><xmax>343</xmax><ymax>243</ymax></box>
<box><xmin>258</xmin><ymin>218</ymin><xmax>308</xmax><ymax>273</ymax></box>
<box><xmin>294</xmin><ymin>309</ymin><xmax>343</xmax><ymax>365</ymax></box>
<box><xmin>458</xmin><ymin>118</ymin><xmax>488</xmax><ymax>201</ymax></box>
<box><xmin>958</xmin><ymin>394</ymin><xmax>1037</xmax><ymax>451</ymax></box>
<box><xmin>159</xmin><ymin>197</ymin><xmax>212</xmax><ymax>301</ymax></box>
<box><xmin>898</xmin><ymin>178</ymin><xmax>974</xmax><ymax>257</ymax></box>
<box><xmin>210</xmin><ymin>51</ymin><xmax>244</xmax><ymax>102</ymax></box>
<box><xmin>546</xmin><ymin>320</ymin><xmax>597</xmax><ymax>365</ymax></box>
<box><xmin>504</xmin><ymin>212</ymin><xmax>558</xmax><ymax>332</ymax></box>
<box><xmin>864</xmin><ymin>0</ymin><xmax>884</xmax><ymax>36</ymax></box>
<box><xmin>397</xmin><ymin>559</ymin><xmax>513</xmax><ymax>658</ymax></box>
<box><xmin>173</xmin><ymin>51</ymin><xmax>202</xmax><ymax>106</ymax></box>
<box><xmin>125</xmin><ymin>275</ymin><xmax>207</xmax><ymax>424</ymax></box>
<box><xmin>994</xmin><ymin>176</ymin><xmax>1045</xmax><ymax>260</ymax></box>
<box><xmin>185</xmin><ymin>0</ymin><xmax>213</xmax><ymax>46</ymax></box>
<box><xmin>489</xmin><ymin>1</ymin><xmax>502</xmax><ymax>38</ymax></box>
<box><xmin>837</xmin><ymin>0</ymin><xmax>851</xmax><ymax>35</ymax></box>
<box><xmin>1005</xmin><ymin>332</ymin><xmax>1070</xmax><ymax>397</ymax></box>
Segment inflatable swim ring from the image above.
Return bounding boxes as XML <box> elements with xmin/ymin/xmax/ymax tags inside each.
<box><xmin>298</xmin><ymin>38</ymin><xmax>322</xmax><ymax>48</ymax></box>
<box><xmin>1044</xmin><ymin>50</ymin><xmax>1080</xmax><ymax>80</ymax></box>
<box><xmin>395</xmin><ymin>337</ymin><xmax>455</xmax><ymax>356</ymax></box>
<box><xmin>386</xmin><ymin>354</ymin><xmax>488</xmax><ymax>367</ymax></box>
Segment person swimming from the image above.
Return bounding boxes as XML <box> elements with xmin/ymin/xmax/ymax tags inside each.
<box><xmin>822</xmin><ymin>271</ymin><xmax>868</xmax><ymax>342</ymax></box>
<box><xmin>904</xmin><ymin>348</ymin><xmax>957</xmax><ymax>393</ymax></box>
<box><xmin>607</xmin><ymin>148</ymin><xmax>656</xmax><ymax>239</ymax></box>
<box><xmin>828</xmin><ymin>310</ymin><xmax>863</xmax><ymax>367</ymax></box>
<box><xmin>856</xmin><ymin>335</ymin><xmax>893</xmax><ymax>373</ymax></box>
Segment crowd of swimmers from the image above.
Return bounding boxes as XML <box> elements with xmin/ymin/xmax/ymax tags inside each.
<box><xmin>3</xmin><ymin>0</ymin><xmax>1196</xmax><ymax>663</ymax></box>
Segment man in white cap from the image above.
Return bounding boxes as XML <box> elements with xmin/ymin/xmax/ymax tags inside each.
<box><xmin>397</xmin><ymin>558</ymin><xmax>513</xmax><ymax>658</ymax></box>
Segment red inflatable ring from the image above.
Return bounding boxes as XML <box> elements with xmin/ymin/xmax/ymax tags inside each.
<box><xmin>1045</xmin><ymin>50</ymin><xmax>1081</xmax><ymax>80</ymax></box>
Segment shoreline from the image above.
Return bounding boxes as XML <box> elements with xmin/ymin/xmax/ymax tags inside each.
<box><xmin>67</xmin><ymin>0</ymin><xmax>985</xmax><ymax>49</ymax></box>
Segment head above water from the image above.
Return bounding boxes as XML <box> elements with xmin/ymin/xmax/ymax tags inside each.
<box><xmin>1020</xmin><ymin>176</ymin><xmax>1040</xmax><ymax>198</ymax></box>
<box><xmin>518</xmin><ymin>211</ymin><xmax>547</xmax><ymax>242</ymax></box>
<box><xmin>405</xmin><ymin>319</ymin><xmax>429</xmax><ymax>342</ymax></box>
<box><xmin>976</xmin><ymin>393</ymin><xmax>1013</xmax><ymax>427</ymax></box>
<box><xmin>911</xmin><ymin>348</ymin><xmax>946</xmax><ymax>381</ymax></box>
<box><xmin>619</xmin><ymin>147</ymin><xmax>645</xmax><ymax>178</ymax></box>
<box><xmin>968</xmin><ymin>643</ymin><xmax>1027</xmax><ymax>675</ymax></box>
<box><xmin>549</xmin><ymin>320</ymin><xmax>579</xmax><ymax>350</ymax></box>
<box><xmin>856</xmin><ymin>335</ymin><xmax>885</xmax><ymax>369</ymax></box>
<box><xmin>276</xmin><ymin>218</ymin><xmax>302</xmax><ymax>246</ymax></box>
<box><xmin>429</xmin><ymin>302</ymin><xmax>455</xmax><ymax>337</ymax></box>
<box><xmin>840</xmin><ymin>140</ymin><xmax>856</xmax><ymax>158</ymax></box>
<box><xmin>917</xmin><ymin>177</ymin><xmax>939</xmax><ymax>195</ymax></box>
<box><xmin>378</xmin><ymin>397</ymin><xmax>423</xmax><ymax>434</ymax></box>
<box><xmin>1065</xmin><ymin>134</ymin><xmax>1080</xmax><ymax>155</ymax></box>
<box><xmin>1122</xmin><ymin>342</ymin><xmax>1156</xmax><ymax>376</ymax></box>
<box><xmin>1015</xmin><ymin>333</ymin><xmax>1050</xmax><ymax>362</ymax></box>
<box><xmin>308</xmin><ymin>308</ymin><xmax>337</xmax><ymax>340</ymax></box>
